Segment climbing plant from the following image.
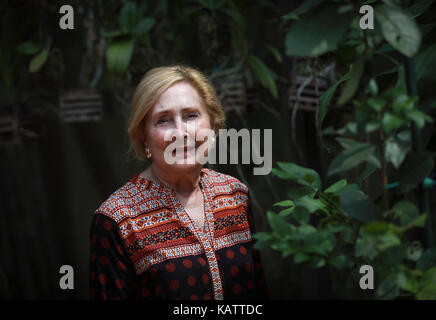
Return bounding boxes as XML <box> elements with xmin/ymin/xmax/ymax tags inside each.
<box><xmin>255</xmin><ymin>0</ymin><xmax>436</xmax><ymax>299</ymax></box>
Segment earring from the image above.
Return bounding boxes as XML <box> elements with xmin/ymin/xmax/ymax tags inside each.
<box><xmin>144</xmin><ymin>144</ymin><xmax>151</xmax><ymax>159</ymax></box>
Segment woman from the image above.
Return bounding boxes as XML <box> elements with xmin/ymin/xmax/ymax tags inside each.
<box><xmin>89</xmin><ymin>65</ymin><xmax>268</xmax><ymax>300</ymax></box>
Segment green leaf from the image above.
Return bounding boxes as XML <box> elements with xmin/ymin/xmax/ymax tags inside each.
<box><xmin>407</xmin><ymin>0</ymin><xmax>434</xmax><ymax>18</ymax></box>
<box><xmin>368</xmin><ymin>78</ymin><xmax>378</xmax><ymax>96</ymax></box>
<box><xmin>367</xmin><ymin>97</ymin><xmax>387</xmax><ymax>111</ymax></box>
<box><xmin>416</xmin><ymin>284</ymin><xmax>436</xmax><ymax>299</ymax></box>
<box><xmin>335</xmin><ymin>137</ymin><xmax>360</xmax><ymax>149</ymax></box>
<box><xmin>406</xmin><ymin>241</ymin><xmax>423</xmax><ymax>261</ymax></box>
<box><xmin>318</xmin><ymin>72</ymin><xmax>349</xmax><ymax>126</ymax></box>
<box><xmin>365</xmin><ymin>121</ymin><xmax>381</xmax><ymax>133</ymax></box>
<box><xmin>133</xmin><ymin>18</ymin><xmax>155</xmax><ymax>36</ymax></box>
<box><xmin>337</xmin><ymin>55</ymin><xmax>365</xmax><ymax>106</ymax></box>
<box><xmin>327</xmin><ymin>143</ymin><xmax>376</xmax><ymax>176</ymax></box>
<box><xmin>288</xmin><ymin>186</ymin><xmax>317</xmax><ymax>200</ymax></box>
<box><xmin>397</xmin><ymin>267</ymin><xmax>420</xmax><ymax>293</ymax></box>
<box><xmin>385</xmin><ymin>137</ymin><xmax>409</xmax><ymax>168</ymax></box>
<box><xmin>356</xmin><ymin>163</ymin><xmax>378</xmax><ymax>186</ymax></box>
<box><xmin>246</xmin><ymin>54</ymin><xmax>278</xmax><ymax>99</ymax></box>
<box><xmin>294</xmin><ymin>252</ymin><xmax>310</xmax><ymax>263</ymax></box>
<box><xmin>400</xmin><ymin>214</ymin><xmax>427</xmax><ymax>232</ymax></box>
<box><xmin>274</xmin><ymin>200</ymin><xmax>295</xmax><ymax>207</ymax></box>
<box><xmin>282</xmin><ymin>0</ymin><xmax>325</xmax><ymax>19</ymax></box>
<box><xmin>264</xmin><ymin>44</ymin><xmax>282</xmax><ymax>63</ymax></box>
<box><xmin>421</xmin><ymin>267</ymin><xmax>436</xmax><ymax>284</ymax></box>
<box><xmin>29</xmin><ymin>49</ymin><xmax>48</xmax><ymax>73</ymax></box>
<box><xmin>392</xmin><ymin>201</ymin><xmax>420</xmax><ymax>225</ymax></box>
<box><xmin>406</xmin><ymin>109</ymin><xmax>433</xmax><ymax>129</ymax></box>
<box><xmin>377</xmin><ymin>273</ymin><xmax>400</xmax><ymax>299</ymax></box>
<box><xmin>18</xmin><ymin>41</ymin><xmax>40</xmax><ymax>55</ymax></box>
<box><xmin>267</xmin><ymin>211</ymin><xmax>292</xmax><ymax>237</ymax></box>
<box><xmin>285</xmin><ymin>4</ymin><xmax>353</xmax><ymax>57</ymax></box>
<box><xmin>324</xmin><ymin>179</ymin><xmax>347</xmax><ymax>194</ymax></box>
<box><xmin>340</xmin><ymin>189</ymin><xmax>382</xmax><ymax>222</ymax></box>
<box><xmin>356</xmin><ymin>226</ymin><xmax>401</xmax><ymax>260</ymax></box>
<box><xmin>278</xmin><ymin>207</ymin><xmax>296</xmax><ymax>217</ymax></box>
<box><xmin>417</xmin><ymin>248</ymin><xmax>436</xmax><ymax>271</ymax></box>
<box><xmin>382</xmin><ymin>112</ymin><xmax>405</xmax><ymax>134</ymax></box>
<box><xmin>275</xmin><ymin>162</ymin><xmax>321</xmax><ymax>190</ymax></box>
<box><xmin>375</xmin><ymin>4</ymin><xmax>421</xmax><ymax>57</ymax></box>
<box><xmin>417</xmin><ymin>267</ymin><xmax>436</xmax><ymax>299</ymax></box>
<box><xmin>119</xmin><ymin>2</ymin><xmax>138</xmax><ymax>34</ymax></box>
<box><xmin>414</xmin><ymin>43</ymin><xmax>436</xmax><ymax>101</ymax></box>
<box><xmin>292</xmin><ymin>206</ymin><xmax>312</xmax><ymax>224</ymax></box>
<box><xmin>329</xmin><ymin>254</ymin><xmax>348</xmax><ymax>269</ymax></box>
<box><xmin>294</xmin><ymin>197</ymin><xmax>328</xmax><ymax>214</ymax></box>
<box><xmin>106</xmin><ymin>38</ymin><xmax>134</xmax><ymax>74</ymax></box>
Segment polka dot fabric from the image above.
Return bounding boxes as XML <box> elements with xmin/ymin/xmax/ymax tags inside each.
<box><xmin>89</xmin><ymin>169</ymin><xmax>269</xmax><ymax>300</ymax></box>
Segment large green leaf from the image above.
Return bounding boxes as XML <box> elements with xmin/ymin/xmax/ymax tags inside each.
<box><xmin>285</xmin><ymin>4</ymin><xmax>353</xmax><ymax>57</ymax></box>
<box><xmin>282</xmin><ymin>0</ymin><xmax>325</xmax><ymax>19</ymax></box>
<box><xmin>327</xmin><ymin>143</ymin><xmax>376</xmax><ymax>176</ymax></box>
<box><xmin>106</xmin><ymin>38</ymin><xmax>134</xmax><ymax>74</ymax></box>
<box><xmin>417</xmin><ymin>248</ymin><xmax>436</xmax><ymax>271</ymax></box>
<box><xmin>356</xmin><ymin>222</ymin><xmax>402</xmax><ymax>259</ymax></box>
<box><xmin>417</xmin><ymin>267</ymin><xmax>436</xmax><ymax>299</ymax></box>
<box><xmin>274</xmin><ymin>162</ymin><xmax>321</xmax><ymax>190</ymax></box>
<box><xmin>267</xmin><ymin>210</ymin><xmax>292</xmax><ymax>237</ymax></box>
<box><xmin>337</xmin><ymin>55</ymin><xmax>365</xmax><ymax>106</ymax></box>
<box><xmin>376</xmin><ymin>273</ymin><xmax>400</xmax><ymax>299</ymax></box>
<box><xmin>246</xmin><ymin>55</ymin><xmax>278</xmax><ymax>99</ymax></box>
<box><xmin>392</xmin><ymin>201</ymin><xmax>420</xmax><ymax>225</ymax></box>
<box><xmin>133</xmin><ymin>18</ymin><xmax>155</xmax><ymax>36</ymax></box>
<box><xmin>407</xmin><ymin>0</ymin><xmax>434</xmax><ymax>17</ymax></box>
<box><xmin>356</xmin><ymin>163</ymin><xmax>378</xmax><ymax>186</ymax></box>
<box><xmin>324</xmin><ymin>179</ymin><xmax>347</xmax><ymax>194</ymax></box>
<box><xmin>375</xmin><ymin>4</ymin><xmax>421</xmax><ymax>57</ymax></box>
<box><xmin>294</xmin><ymin>197</ymin><xmax>328</xmax><ymax>214</ymax></box>
<box><xmin>340</xmin><ymin>189</ymin><xmax>382</xmax><ymax>222</ymax></box>
<box><xmin>415</xmin><ymin>43</ymin><xmax>436</xmax><ymax>102</ymax></box>
<box><xmin>29</xmin><ymin>49</ymin><xmax>48</xmax><ymax>73</ymax></box>
<box><xmin>382</xmin><ymin>112</ymin><xmax>405</xmax><ymax>134</ymax></box>
<box><xmin>119</xmin><ymin>2</ymin><xmax>138</xmax><ymax>33</ymax></box>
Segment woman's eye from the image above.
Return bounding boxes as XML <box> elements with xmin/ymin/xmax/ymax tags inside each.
<box><xmin>186</xmin><ymin>113</ymin><xmax>198</xmax><ymax>119</ymax></box>
<box><xmin>157</xmin><ymin>118</ymin><xmax>168</xmax><ymax>124</ymax></box>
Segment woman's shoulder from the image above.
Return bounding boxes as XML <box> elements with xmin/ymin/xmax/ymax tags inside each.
<box><xmin>202</xmin><ymin>168</ymin><xmax>249</xmax><ymax>194</ymax></box>
<box><xmin>94</xmin><ymin>174</ymin><xmax>151</xmax><ymax>223</ymax></box>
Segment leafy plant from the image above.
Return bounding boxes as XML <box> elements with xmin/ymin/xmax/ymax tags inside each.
<box><xmin>102</xmin><ymin>1</ymin><xmax>155</xmax><ymax>74</ymax></box>
<box><xmin>256</xmin><ymin>0</ymin><xmax>436</xmax><ymax>299</ymax></box>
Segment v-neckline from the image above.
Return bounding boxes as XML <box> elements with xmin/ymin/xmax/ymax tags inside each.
<box><xmin>135</xmin><ymin>169</ymin><xmax>216</xmax><ymax>248</ymax></box>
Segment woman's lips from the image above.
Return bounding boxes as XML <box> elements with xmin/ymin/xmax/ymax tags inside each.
<box><xmin>172</xmin><ymin>146</ymin><xmax>196</xmax><ymax>156</ymax></box>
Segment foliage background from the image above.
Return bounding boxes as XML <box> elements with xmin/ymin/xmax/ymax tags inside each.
<box><xmin>0</xmin><ymin>0</ymin><xmax>435</xmax><ymax>299</ymax></box>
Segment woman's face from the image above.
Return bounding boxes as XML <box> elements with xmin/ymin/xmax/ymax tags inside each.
<box><xmin>144</xmin><ymin>81</ymin><xmax>213</xmax><ymax>171</ymax></box>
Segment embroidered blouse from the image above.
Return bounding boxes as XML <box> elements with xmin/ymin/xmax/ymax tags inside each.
<box><xmin>89</xmin><ymin>168</ymin><xmax>268</xmax><ymax>300</ymax></box>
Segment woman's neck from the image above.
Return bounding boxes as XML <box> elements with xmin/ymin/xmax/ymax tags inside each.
<box><xmin>148</xmin><ymin>164</ymin><xmax>202</xmax><ymax>196</ymax></box>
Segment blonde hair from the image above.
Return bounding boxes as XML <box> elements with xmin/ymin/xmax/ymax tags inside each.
<box><xmin>127</xmin><ymin>65</ymin><xmax>225</xmax><ymax>160</ymax></box>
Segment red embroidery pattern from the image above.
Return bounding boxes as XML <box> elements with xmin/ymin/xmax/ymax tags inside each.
<box><xmin>96</xmin><ymin>168</ymin><xmax>251</xmax><ymax>300</ymax></box>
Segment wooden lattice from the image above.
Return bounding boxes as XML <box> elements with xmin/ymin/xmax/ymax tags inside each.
<box><xmin>0</xmin><ymin>113</ymin><xmax>45</xmax><ymax>145</ymax></box>
<box><xmin>288</xmin><ymin>75</ymin><xmax>337</xmax><ymax>112</ymax></box>
<box><xmin>59</xmin><ymin>89</ymin><xmax>103</xmax><ymax>122</ymax></box>
<box><xmin>211</xmin><ymin>69</ymin><xmax>247</xmax><ymax>114</ymax></box>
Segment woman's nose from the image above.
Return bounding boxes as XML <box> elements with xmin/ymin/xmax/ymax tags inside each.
<box><xmin>173</xmin><ymin>118</ymin><xmax>188</xmax><ymax>138</ymax></box>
